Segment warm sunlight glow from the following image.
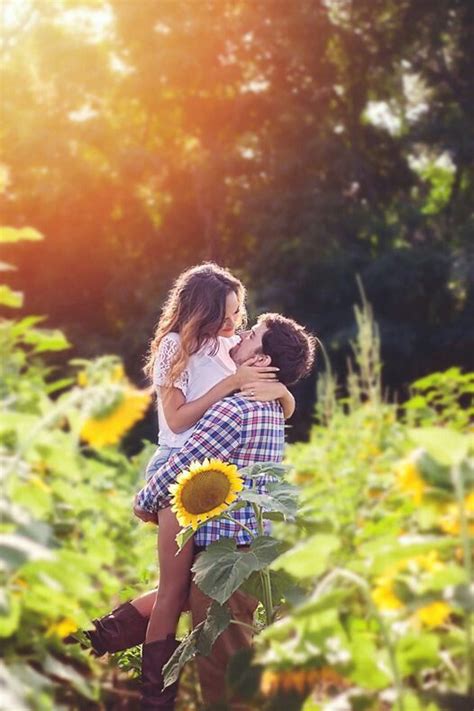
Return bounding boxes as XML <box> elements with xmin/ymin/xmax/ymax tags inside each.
<box><xmin>55</xmin><ymin>5</ymin><xmax>114</xmax><ymax>43</ymax></box>
<box><xmin>1</xmin><ymin>0</ymin><xmax>33</xmax><ymax>33</ymax></box>
<box><xmin>1</xmin><ymin>0</ymin><xmax>114</xmax><ymax>43</ymax></box>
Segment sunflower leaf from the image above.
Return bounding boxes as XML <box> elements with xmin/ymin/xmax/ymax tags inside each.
<box><xmin>270</xmin><ymin>533</ymin><xmax>340</xmax><ymax>579</ymax></box>
<box><xmin>175</xmin><ymin>526</ymin><xmax>195</xmax><ymax>551</ymax></box>
<box><xmin>239</xmin><ymin>463</ymin><xmax>290</xmax><ymax>479</ymax></box>
<box><xmin>197</xmin><ymin>601</ymin><xmax>231</xmax><ymax>655</ymax></box>
<box><xmin>237</xmin><ymin>481</ymin><xmax>298</xmax><ymax>519</ymax></box>
<box><xmin>241</xmin><ymin>568</ymin><xmax>305</xmax><ymax>607</ymax></box>
<box><xmin>163</xmin><ymin>601</ymin><xmax>231</xmax><ymax>688</ymax></box>
<box><xmin>162</xmin><ymin>624</ymin><xmax>202</xmax><ymax>688</ymax></box>
<box><xmin>192</xmin><ymin>536</ymin><xmax>282</xmax><ymax>604</ymax></box>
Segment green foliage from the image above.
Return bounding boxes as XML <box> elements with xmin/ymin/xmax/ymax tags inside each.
<box><xmin>192</xmin><ymin>536</ymin><xmax>282</xmax><ymax>606</ymax></box>
<box><xmin>2</xmin><ymin>223</ymin><xmax>472</xmax><ymax>708</ymax></box>
<box><xmin>163</xmin><ymin>601</ymin><xmax>231</xmax><ymax>688</ymax></box>
<box><xmin>1</xmin><ymin>317</ymin><xmax>155</xmax><ymax>705</ymax></box>
<box><xmin>405</xmin><ymin>368</ymin><xmax>474</xmax><ymax>431</ymax></box>
<box><xmin>249</xmin><ymin>312</ymin><xmax>474</xmax><ymax>710</ymax></box>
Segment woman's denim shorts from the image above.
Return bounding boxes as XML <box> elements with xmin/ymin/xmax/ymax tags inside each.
<box><xmin>144</xmin><ymin>445</ymin><xmax>181</xmax><ymax>481</ymax></box>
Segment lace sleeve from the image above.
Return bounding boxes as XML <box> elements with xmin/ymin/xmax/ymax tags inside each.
<box><xmin>153</xmin><ymin>335</ymin><xmax>189</xmax><ymax>396</ymax></box>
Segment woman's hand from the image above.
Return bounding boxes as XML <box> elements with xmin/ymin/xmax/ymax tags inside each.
<box><xmin>240</xmin><ymin>380</ymin><xmax>287</xmax><ymax>402</ymax></box>
<box><xmin>233</xmin><ymin>358</ymin><xmax>280</xmax><ymax>389</ymax></box>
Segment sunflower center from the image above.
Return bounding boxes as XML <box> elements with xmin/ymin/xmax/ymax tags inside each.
<box><xmin>180</xmin><ymin>470</ymin><xmax>232</xmax><ymax>515</ymax></box>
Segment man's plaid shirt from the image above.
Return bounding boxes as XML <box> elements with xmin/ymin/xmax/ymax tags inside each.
<box><xmin>136</xmin><ymin>395</ymin><xmax>285</xmax><ymax>547</ymax></box>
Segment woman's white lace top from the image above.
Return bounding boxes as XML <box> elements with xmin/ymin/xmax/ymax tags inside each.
<box><xmin>152</xmin><ymin>332</ymin><xmax>239</xmax><ymax>447</ymax></box>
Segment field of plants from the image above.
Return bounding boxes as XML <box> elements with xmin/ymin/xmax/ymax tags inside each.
<box><xmin>1</xmin><ymin>227</ymin><xmax>473</xmax><ymax>710</ymax></box>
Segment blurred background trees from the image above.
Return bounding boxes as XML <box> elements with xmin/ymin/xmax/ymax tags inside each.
<box><xmin>1</xmin><ymin>0</ymin><xmax>473</xmax><ymax>439</ymax></box>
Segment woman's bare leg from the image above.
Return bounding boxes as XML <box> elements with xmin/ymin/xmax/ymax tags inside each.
<box><xmin>145</xmin><ymin>506</ymin><xmax>194</xmax><ymax>643</ymax></box>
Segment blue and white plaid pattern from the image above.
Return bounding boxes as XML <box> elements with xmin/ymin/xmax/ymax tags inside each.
<box><xmin>136</xmin><ymin>395</ymin><xmax>285</xmax><ymax>546</ymax></box>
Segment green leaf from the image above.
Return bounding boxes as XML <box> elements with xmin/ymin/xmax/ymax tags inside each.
<box><xmin>42</xmin><ymin>655</ymin><xmax>96</xmax><ymax>700</ymax></box>
<box><xmin>400</xmin><ymin>692</ymin><xmax>440</xmax><ymax>711</ymax></box>
<box><xmin>175</xmin><ymin>526</ymin><xmax>195</xmax><ymax>551</ymax></box>
<box><xmin>196</xmin><ymin>600</ymin><xmax>231</xmax><ymax>656</ymax></box>
<box><xmin>44</xmin><ymin>378</ymin><xmax>75</xmax><ymax>394</ymax></box>
<box><xmin>11</xmin><ymin>316</ymin><xmax>46</xmax><ymax>335</ymax></box>
<box><xmin>271</xmin><ymin>534</ymin><xmax>340</xmax><ymax>579</ymax></box>
<box><xmin>163</xmin><ymin>601</ymin><xmax>230</xmax><ymax>687</ymax></box>
<box><xmin>292</xmin><ymin>589</ymin><xmax>352</xmax><ymax>620</ymax></box>
<box><xmin>417</xmin><ymin>452</ymin><xmax>451</xmax><ymax>491</ymax></box>
<box><xmin>239</xmin><ymin>463</ymin><xmax>290</xmax><ymax>479</ymax></box>
<box><xmin>423</xmin><ymin>565</ymin><xmax>466</xmax><ymax>593</ymax></box>
<box><xmin>262</xmin><ymin>511</ymin><xmax>285</xmax><ymax>521</ymax></box>
<box><xmin>357</xmin><ymin>536</ymin><xmax>455</xmax><ymax>576</ymax></box>
<box><xmin>348</xmin><ymin>621</ymin><xmax>391</xmax><ymax>690</ymax></box>
<box><xmin>163</xmin><ymin>626</ymin><xmax>202</xmax><ymax>688</ymax></box>
<box><xmin>163</xmin><ymin>622</ymin><xmax>204</xmax><ymax>687</ymax></box>
<box><xmin>0</xmin><ymin>590</ymin><xmax>21</xmax><ymax>637</ymax></box>
<box><xmin>0</xmin><ymin>534</ymin><xmax>54</xmax><ymax>573</ymax></box>
<box><xmin>192</xmin><ymin>536</ymin><xmax>282</xmax><ymax>605</ymax></box>
<box><xmin>446</xmin><ymin>584</ymin><xmax>474</xmax><ymax>613</ymax></box>
<box><xmin>409</xmin><ymin>427</ymin><xmax>472</xmax><ymax>466</ymax></box>
<box><xmin>395</xmin><ymin>633</ymin><xmax>440</xmax><ymax>677</ymax></box>
<box><xmin>241</xmin><ymin>568</ymin><xmax>304</xmax><ymax>607</ymax></box>
<box><xmin>0</xmin><ymin>226</ymin><xmax>43</xmax><ymax>243</ymax></box>
<box><xmin>0</xmin><ymin>285</ymin><xmax>23</xmax><ymax>308</ymax></box>
<box><xmin>302</xmin><ymin>699</ymin><xmax>323</xmax><ymax>711</ymax></box>
<box><xmin>22</xmin><ymin>328</ymin><xmax>71</xmax><ymax>353</ymax></box>
<box><xmin>237</xmin><ymin>481</ymin><xmax>298</xmax><ymax>519</ymax></box>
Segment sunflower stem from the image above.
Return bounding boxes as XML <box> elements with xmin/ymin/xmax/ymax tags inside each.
<box><xmin>222</xmin><ymin>514</ymin><xmax>256</xmax><ymax>540</ymax></box>
<box><xmin>229</xmin><ymin>619</ymin><xmax>258</xmax><ymax>633</ymax></box>
<box><xmin>252</xmin><ymin>503</ymin><xmax>274</xmax><ymax>626</ymax></box>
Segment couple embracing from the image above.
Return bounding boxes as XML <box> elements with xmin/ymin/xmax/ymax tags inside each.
<box><xmin>79</xmin><ymin>264</ymin><xmax>315</xmax><ymax>709</ymax></box>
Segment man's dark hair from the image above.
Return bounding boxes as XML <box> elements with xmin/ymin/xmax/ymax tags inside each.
<box><xmin>258</xmin><ymin>313</ymin><xmax>316</xmax><ymax>386</ymax></box>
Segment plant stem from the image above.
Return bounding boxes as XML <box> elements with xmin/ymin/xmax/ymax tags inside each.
<box><xmin>452</xmin><ymin>463</ymin><xmax>474</xmax><ymax>696</ymax></box>
<box><xmin>260</xmin><ymin>569</ymin><xmax>274</xmax><ymax>627</ymax></box>
<box><xmin>229</xmin><ymin>619</ymin><xmax>258</xmax><ymax>633</ymax></box>
<box><xmin>252</xmin><ymin>503</ymin><xmax>274</xmax><ymax>626</ymax></box>
<box><xmin>222</xmin><ymin>514</ymin><xmax>256</xmax><ymax>540</ymax></box>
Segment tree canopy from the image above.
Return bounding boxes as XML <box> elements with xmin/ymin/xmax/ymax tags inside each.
<box><xmin>1</xmin><ymin>0</ymin><xmax>473</xmax><ymax>437</ymax></box>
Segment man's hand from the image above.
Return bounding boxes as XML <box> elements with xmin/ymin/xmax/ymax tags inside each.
<box><xmin>133</xmin><ymin>497</ymin><xmax>158</xmax><ymax>525</ymax></box>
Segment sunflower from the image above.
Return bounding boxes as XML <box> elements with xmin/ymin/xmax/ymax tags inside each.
<box><xmin>261</xmin><ymin>667</ymin><xmax>349</xmax><ymax>696</ymax></box>
<box><xmin>371</xmin><ymin>576</ymin><xmax>403</xmax><ymax>611</ymax></box>
<box><xmin>394</xmin><ymin>458</ymin><xmax>426</xmax><ymax>504</ymax></box>
<box><xmin>80</xmin><ymin>389</ymin><xmax>150</xmax><ymax>447</ymax></box>
<box><xmin>46</xmin><ymin>618</ymin><xmax>78</xmax><ymax>638</ymax></box>
<box><xmin>412</xmin><ymin>601</ymin><xmax>451</xmax><ymax>628</ymax></box>
<box><xmin>169</xmin><ymin>458</ymin><xmax>243</xmax><ymax>530</ymax></box>
<box><xmin>439</xmin><ymin>498</ymin><xmax>474</xmax><ymax>536</ymax></box>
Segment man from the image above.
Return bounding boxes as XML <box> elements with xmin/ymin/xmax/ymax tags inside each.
<box><xmin>136</xmin><ymin>313</ymin><xmax>316</xmax><ymax>709</ymax></box>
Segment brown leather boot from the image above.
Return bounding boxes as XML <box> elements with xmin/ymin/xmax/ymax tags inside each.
<box><xmin>64</xmin><ymin>602</ymin><xmax>148</xmax><ymax>656</ymax></box>
<box><xmin>140</xmin><ymin>635</ymin><xmax>180</xmax><ymax>710</ymax></box>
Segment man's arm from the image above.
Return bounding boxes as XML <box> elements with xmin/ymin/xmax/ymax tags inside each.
<box><xmin>136</xmin><ymin>399</ymin><xmax>243</xmax><ymax>513</ymax></box>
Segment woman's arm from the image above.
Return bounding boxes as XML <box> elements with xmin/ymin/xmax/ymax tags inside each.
<box><xmin>161</xmin><ymin>362</ymin><xmax>279</xmax><ymax>433</ymax></box>
<box><xmin>278</xmin><ymin>387</ymin><xmax>296</xmax><ymax>420</ymax></box>
<box><xmin>239</xmin><ymin>381</ymin><xmax>296</xmax><ymax>420</ymax></box>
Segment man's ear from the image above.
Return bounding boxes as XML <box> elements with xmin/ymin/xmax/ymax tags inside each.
<box><xmin>255</xmin><ymin>353</ymin><xmax>271</xmax><ymax>366</ymax></box>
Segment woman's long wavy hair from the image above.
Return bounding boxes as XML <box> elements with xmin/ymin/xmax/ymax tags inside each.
<box><xmin>144</xmin><ymin>263</ymin><xmax>247</xmax><ymax>385</ymax></box>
